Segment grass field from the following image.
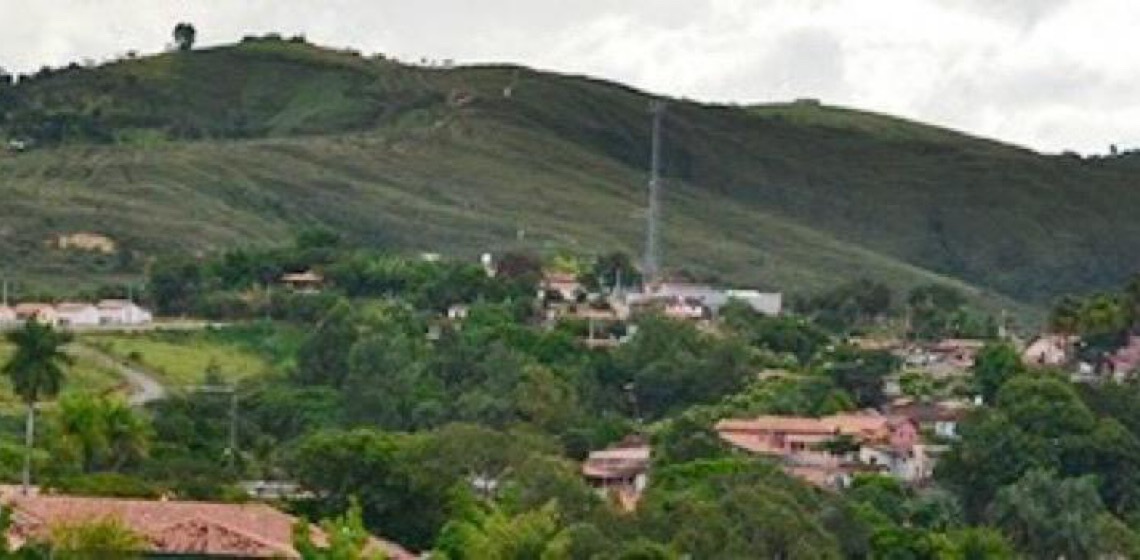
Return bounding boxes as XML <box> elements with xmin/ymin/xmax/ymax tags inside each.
<box><xmin>3</xmin><ymin>39</ymin><xmax>1140</xmax><ymax>317</ymax></box>
<box><xmin>0</xmin><ymin>342</ymin><xmax>126</xmax><ymax>412</ymax></box>
<box><xmin>82</xmin><ymin>332</ymin><xmax>272</xmax><ymax>387</ymax></box>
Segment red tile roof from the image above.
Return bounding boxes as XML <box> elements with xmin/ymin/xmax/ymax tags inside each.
<box><xmin>3</xmin><ymin>494</ymin><xmax>414</xmax><ymax>559</ymax></box>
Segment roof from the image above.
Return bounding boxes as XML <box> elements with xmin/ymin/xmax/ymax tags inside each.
<box><xmin>281</xmin><ymin>271</ymin><xmax>323</xmax><ymax>283</ymax></box>
<box><xmin>582</xmin><ymin>443</ymin><xmax>651</xmax><ymax>481</ymax></box>
<box><xmin>886</xmin><ymin>400</ymin><xmax>970</xmax><ymax>423</ymax></box>
<box><xmin>55</xmin><ymin>303</ymin><xmax>97</xmax><ymax>313</ymax></box>
<box><xmin>3</xmin><ymin>494</ymin><xmax>414</xmax><ymax>559</ymax></box>
<box><xmin>716</xmin><ymin>412</ymin><xmax>894</xmax><ymax>437</ymax></box>
<box><xmin>542</xmin><ymin>272</ymin><xmax>579</xmax><ymax>285</ymax></box>
<box><xmin>97</xmin><ymin>299</ymin><xmax>140</xmax><ymax>309</ymax></box>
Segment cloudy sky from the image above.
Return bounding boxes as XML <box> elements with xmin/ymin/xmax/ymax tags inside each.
<box><xmin>4</xmin><ymin>0</ymin><xmax>1138</xmax><ymax>153</ymax></box>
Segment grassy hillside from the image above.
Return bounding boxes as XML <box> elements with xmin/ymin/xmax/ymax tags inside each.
<box><xmin>1</xmin><ymin>38</ymin><xmax>1137</xmax><ymax>313</ymax></box>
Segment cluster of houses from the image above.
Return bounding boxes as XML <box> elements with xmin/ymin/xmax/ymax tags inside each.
<box><xmin>0</xmin><ymin>487</ymin><xmax>414</xmax><ymax>558</ymax></box>
<box><xmin>538</xmin><ymin>271</ymin><xmax>783</xmax><ymax>347</ymax></box>
<box><xmin>581</xmin><ymin>399</ymin><xmax>971</xmax><ymax>508</ymax></box>
<box><xmin>0</xmin><ymin>300</ymin><xmax>153</xmax><ymax>329</ymax></box>
<box><xmin>1020</xmin><ymin>333</ymin><xmax>1140</xmax><ymax>381</ymax></box>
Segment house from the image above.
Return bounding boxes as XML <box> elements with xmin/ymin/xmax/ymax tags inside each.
<box><xmin>96</xmin><ymin>300</ymin><xmax>153</xmax><ymax>326</ymax></box>
<box><xmin>54</xmin><ymin>303</ymin><xmax>101</xmax><ymax>328</ymax></box>
<box><xmin>1106</xmin><ymin>335</ymin><xmax>1140</xmax><ymax>380</ymax></box>
<box><xmin>725</xmin><ymin>289</ymin><xmax>783</xmax><ymax>316</ymax></box>
<box><xmin>885</xmin><ymin>398</ymin><xmax>971</xmax><ymax>439</ymax></box>
<box><xmin>663</xmin><ymin>297</ymin><xmax>708</xmax><ymax>320</ymax></box>
<box><xmin>1</xmin><ymin>492</ymin><xmax>414</xmax><ymax>559</ymax></box>
<box><xmin>582</xmin><ymin>436</ymin><xmax>651</xmax><ymax>511</ymax></box>
<box><xmin>715</xmin><ymin>411</ymin><xmax>924</xmax><ymax>487</ymax></box>
<box><xmin>629</xmin><ymin>283</ymin><xmax>782</xmax><ymax>318</ymax></box>
<box><xmin>447</xmin><ymin>304</ymin><xmax>470</xmax><ymax>320</ymax></box>
<box><xmin>0</xmin><ymin>306</ymin><xmax>16</xmax><ymax>325</ymax></box>
<box><xmin>280</xmin><ymin>270</ymin><xmax>324</xmax><ymax>293</ymax></box>
<box><xmin>540</xmin><ymin>272</ymin><xmax>582</xmax><ymax>302</ymax></box>
<box><xmin>1022</xmin><ymin>334</ymin><xmax>1070</xmax><ymax>368</ymax></box>
<box><xmin>928</xmin><ymin>339</ymin><xmax>986</xmax><ymax>369</ymax></box>
<box><xmin>13</xmin><ymin>304</ymin><xmax>57</xmax><ymax>326</ymax></box>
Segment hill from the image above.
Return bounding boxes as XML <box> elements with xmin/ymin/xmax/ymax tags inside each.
<box><xmin>2</xmin><ymin>37</ymin><xmax>1138</xmax><ymax>314</ymax></box>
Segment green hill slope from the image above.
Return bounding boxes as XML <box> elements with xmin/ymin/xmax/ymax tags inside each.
<box><xmin>1</xmin><ymin>38</ymin><xmax>1136</xmax><ymax>310</ymax></box>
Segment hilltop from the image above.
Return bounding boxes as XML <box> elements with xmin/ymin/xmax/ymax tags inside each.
<box><xmin>2</xmin><ymin>37</ymin><xmax>1138</xmax><ymax>313</ymax></box>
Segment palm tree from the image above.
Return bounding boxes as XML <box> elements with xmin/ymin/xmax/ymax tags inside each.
<box><xmin>2</xmin><ymin>320</ymin><xmax>72</xmax><ymax>494</ymax></box>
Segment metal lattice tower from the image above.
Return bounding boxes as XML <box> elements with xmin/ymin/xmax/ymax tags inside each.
<box><xmin>643</xmin><ymin>100</ymin><xmax>666</xmax><ymax>284</ymax></box>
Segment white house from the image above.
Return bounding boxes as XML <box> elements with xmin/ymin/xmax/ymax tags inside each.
<box><xmin>55</xmin><ymin>303</ymin><xmax>101</xmax><ymax>328</ymax></box>
<box><xmin>96</xmin><ymin>300</ymin><xmax>153</xmax><ymax>326</ymax></box>
<box><xmin>725</xmin><ymin>289</ymin><xmax>783</xmax><ymax>316</ymax></box>
<box><xmin>14</xmin><ymin>304</ymin><xmax>58</xmax><ymax>326</ymax></box>
<box><xmin>0</xmin><ymin>306</ymin><xmax>16</xmax><ymax>325</ymax></box>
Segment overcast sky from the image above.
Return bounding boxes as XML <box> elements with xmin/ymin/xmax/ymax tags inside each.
<box><xmin>4</xmin><ymin>0</ymin><xmax>1138</xmax><ymax>153</ymax></box>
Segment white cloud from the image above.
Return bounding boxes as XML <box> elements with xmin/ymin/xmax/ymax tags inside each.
<box><xmin>1</xmin><ymin>0</ymin><xmax>1138</xmax><ymax>153</ymax></box>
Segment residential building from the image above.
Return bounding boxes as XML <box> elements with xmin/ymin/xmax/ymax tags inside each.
<box><xmin>1</xmin><ymin>492</ymin><xmax>414</xmax><ymax>559</ymax></box>
<box><xmin>885</xmin><ymin>399</ymin><xmax>971</xmax><ymax>439</ymax></box>
<box><xmin>725</xmin><ymin>289</ymin><xmax>783</xmax><ymax>316</ymax></box>
<box><xmin>54</xmin><ymin>303</ymin><xmax>101</xmax><ymax>328</ymax></box>
<box><xmin>13</xmin><ymin>304</ymin><xmax>57</xmax><ymax>326</ymax></box>
<box><xmin>628</xmin><ymin>283</ymin><xmax>782</xmax><ymax>318</ymax></box>
<box><xmin>447</xmin><ymin>304</ymin><xmax>470</xmax><ymax>320</ymax></box>
<box><xmin>540</xmin><ymin>272</ymin><xmax>582</xmax><ymax>302</ymax></box>
<box><xmin>1107</xmin><ymin>335</ymin><xmax>1140</xmax><ymax>380</ymax></box>
<box><xmin>715</xmin><ymin>411</ymin><xmax>924</xmax><ymax>487</ymax></box>
<box><xmin>281</xmin><ymin>270</ymin><xmax>324</xmax><ymax>293</ymax></box>
<box><xmin>1021</xmin><ymin>334</ymin><xmax>1070</xmax><ymax>368</ymax></box>
<box><xmin>96</xmin><ymin>300</ymin><xmax>154</xmax><ymax>326</ymax></box>
<box><xmin>0</xmin><ymin>306</ymin><xmax>15</xmax><ymax>325</ymax></box>
<box><xmin>582</xmin><ymin>437</ymin><xmax>651</xmax><ymax>511</ymax></box>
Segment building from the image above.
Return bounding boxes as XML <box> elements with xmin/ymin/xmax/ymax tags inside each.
<box><xmin>725</xmin><ymin>289</ymin><xmax>783</xmax><ymax>316</ymax></box>
<box><xmin>0</xmin><ymin>306</ymin><xmax>16</xmax><ymax>325</ymax></box>
<box><xmin>582</xmin><ymin>437</ymin><xmax>651</xmax><ymax>511</ymax></box>
<box><xmin>540</xmin><ymin>272</ymin><xmax>582</xmax><ymax>302</ymax></box>
<box><xmin>715</xmin><ymin>411</ymin><xmax>924</xmax><ymax>487</ymax></box>
<box><xmin>280</xmin><ymin>270</ymin><xmax>324</xmax><ymax>293</ymax></box>
<box><xmin>54</xmin><ymin>303</ymin><xmax>101</xmax><ymax>328</ymax></box>
<box><xmin>885</xmin><ymin>399</ymin><xmax>971</xmax><ymax>439</ymax></box>
<box><xmin>1</xmin><ymin>493</ymin><xmax>414</xmax><ymax>559</ymax></box>
<box><xmin>629</xmin><ymin>283</ymin><xmax>782</xmax><ymax>318</ymax></box>
<box><xmin>96</xmin><ymin>300</ymin><xmax>154</xmax><ymax>326</ymax></box>
<box><xmin>1107</xmin><ymin>335</ymin><xmax>1140</xmax><ymax>380</ymax></box>
<box><xmin>1021</xmin><ymin>334</ymin><xmax>1071</xmax><ymax>368</ymax></box>
<box><xmin>13</xmin><ymin>304</ymin><xmax>57</xmax><ymax>326</ymax></box>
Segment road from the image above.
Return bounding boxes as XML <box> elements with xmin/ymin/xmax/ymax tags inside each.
<box><xmin>68</xmin><ymin>344</ymin><xmax>168</xmax><ymax>406</ymax></box>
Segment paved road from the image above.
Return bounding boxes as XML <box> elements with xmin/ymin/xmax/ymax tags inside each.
<box><xmin>68</xmin><ymin>344</ymin><xmax>167</xmax><ymax>406</ymax></box>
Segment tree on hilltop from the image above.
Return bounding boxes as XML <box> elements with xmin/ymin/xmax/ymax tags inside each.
<box><xmin>173</xmin><ymin>23</ymin><xmax>197</xmax><ymax>51</ymax></box>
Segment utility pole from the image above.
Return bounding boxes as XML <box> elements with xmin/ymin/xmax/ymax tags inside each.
<box><xmin>643</xmin><ymin>100</ymin><xmax>666</xmax><ymax>285</ymax></box>
<box><xmin>188</xmin><ymin>384</ymin><xmax>239</xmax><ymax>471</ymax></box>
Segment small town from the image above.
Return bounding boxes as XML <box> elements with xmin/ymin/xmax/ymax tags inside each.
<box><xmin>1</xmin><ymin>2</ymin><xmax>1138</xmax><ymax>558</ymax></box>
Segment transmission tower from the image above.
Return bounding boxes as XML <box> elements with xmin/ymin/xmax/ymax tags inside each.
<box><xmin>643</xmin><ymin>100</ymin><xmax>666</xmax><ymax>284</ymax></box>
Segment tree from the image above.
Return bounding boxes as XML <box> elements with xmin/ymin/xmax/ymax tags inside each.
<box><xmin>942</xmin><ymin>527</ymin><xmax>1016</xmax><ymax>560</ymax></box>
<box><xmin>3</xmin><ymin>321</ymin><xmax>72</xmax><ymax>494</ymax></box>
<box><xmin>173</xmin><ymin>23</ymin><xmax>196</xmax><ymax>51</ymax></box>
<box><xmin>971</xmin><ymin>342</ymin><xmax>1024</xmax><ymax>404</ymax></box>
<box><xmin>53</xmin><ymin>394</ymin><xmax>152</xmax><ymax>473</ymax></box>
<box><xmin>294</xmin><ymin>500</ymin><xmax>383</xmax><ymax>560</ymax></box>
<box><xmin>434</xmin><ymin>501</ymin><xmax>571</xmax><ymax>560</ymax></box>
<box><xmin>824</xmin><ymin>346</ymin><xmax>899</xmax><ymax>408</ymax></box>
<box><xmin>296</xmin><ymin>302</ymin><xmax>357</xmax><ymax>386</ymax></box>
<box><xmin>46</xmin><ymin>516</ymin><xmax>145</xmax><ymax>559</ymax></box>
<box><xmin>991</xmin><ymin>469</ymin><xmax>1109</xmax><ymax>560</ymax></box>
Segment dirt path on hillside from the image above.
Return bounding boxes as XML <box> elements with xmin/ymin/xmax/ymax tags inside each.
<box><xmin>68</xmin><ymin>344</ymin><xmax>168</xmax><ymax>406</ymax></box>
